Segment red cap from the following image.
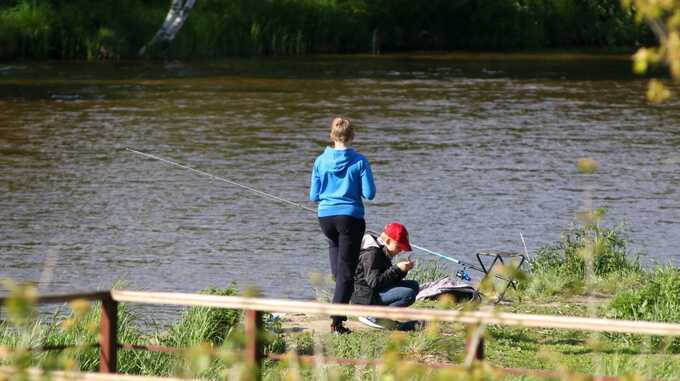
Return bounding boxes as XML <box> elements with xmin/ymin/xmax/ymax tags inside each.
<box><xmin>384</xmin><ymin>222</ymin><xmax>412</xmax><ymax>252</ymax></box>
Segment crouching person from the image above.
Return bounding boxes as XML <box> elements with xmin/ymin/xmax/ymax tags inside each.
<box><xmin>351</xmin><ymin>222</ymin><xmax>420</xmax><ymax>330</ymax></box>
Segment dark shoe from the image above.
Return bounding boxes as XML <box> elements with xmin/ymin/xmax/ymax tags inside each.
<box><xmin>331</xmin><ymin>323</ymin><xmax>352</xmax><ymax>335</ymax></box>
<box><xmin>397</xmin><ymin>320</ymin><xmax>425</xmax><ymax>331</ymax></box>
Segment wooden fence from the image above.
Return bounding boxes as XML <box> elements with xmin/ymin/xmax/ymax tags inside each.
<box><xmin>3</xmin><ymin>289</ymin><xmax>680</xmax><ymax>381</ymax></box>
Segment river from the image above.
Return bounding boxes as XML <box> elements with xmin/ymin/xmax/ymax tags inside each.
<box><xmin>1</xmin><ymin>55</ymin><xmax>679</xmax><ymax>306</ymax></box>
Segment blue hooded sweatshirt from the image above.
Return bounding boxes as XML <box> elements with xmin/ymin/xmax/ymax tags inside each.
<box><xmin>309</xmin><ymin>147</ymin><xmax>376</xmax><ymax>218</ymax></box>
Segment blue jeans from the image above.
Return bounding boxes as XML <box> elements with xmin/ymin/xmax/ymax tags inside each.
<box><xmin>376</xmin><ymin>280</ymin><xmax>419</xmax><ymax>307</ymax></box>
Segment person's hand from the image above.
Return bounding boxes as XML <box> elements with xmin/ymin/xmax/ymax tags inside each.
<box><xmin>397</xmin><ymin>260</ymin><xmax>414</xmax><ymax>272</ymax></box>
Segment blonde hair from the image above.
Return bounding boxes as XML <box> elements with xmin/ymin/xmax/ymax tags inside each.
<box><xmin>330</xmin><ymin>117</ymin><xmax>354</xmax><ymax>143</ymax></box>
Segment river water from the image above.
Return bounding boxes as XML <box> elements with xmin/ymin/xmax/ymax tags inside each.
<box><xmin>1</xmin><ymin>56</ymin><xmax>679</xmax><ymax>304</ymax></box>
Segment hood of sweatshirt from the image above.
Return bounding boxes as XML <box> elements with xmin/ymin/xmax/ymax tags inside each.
<box><xmin>361</xmin><ymin>234</ymin><xmax>381</xmax><ymax>250</ymax></box>
<box><xmin>361</xmin><ymin>234</ymin><xmax>392</xmax><ymax>261</ymax></box>
<box><xmin>318</xmin><ymin>147</ymin><xmax>357</xmax><ymax>174</ymax></box>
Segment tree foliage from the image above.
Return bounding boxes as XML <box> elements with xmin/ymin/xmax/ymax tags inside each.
<box><xmin>626</xmin><ymin>0</ymin><xmax>680</xmax><ymax>102</ymax></box>
<box><xmin>0</xmin><ymin>0</ymin><xmax>652</xmax><ymax>59</ymax></box>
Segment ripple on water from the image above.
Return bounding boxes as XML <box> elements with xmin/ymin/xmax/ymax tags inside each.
<box><xmin>1</xmin><ymin>58</ymin><xmax>679</xmax><ymax>301</ymax></box>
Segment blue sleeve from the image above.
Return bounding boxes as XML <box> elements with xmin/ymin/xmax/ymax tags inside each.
<box><xmin>309</xmin><ymin>161</ymin><xmax>321</xmax><ymax>201</ymax></box>
<box><xmin>361</xmin><ymin>159</ymin><xmax>376</xmax><ymax>200</ymax></box>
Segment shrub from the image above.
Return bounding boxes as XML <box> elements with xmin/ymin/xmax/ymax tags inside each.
<box><xmin>531</xmin><ymin>223</ymin><xmax>641</xmax><ymax>279</ymax></box>
<box><xmin>0</xmin><ymin>0</ymin><xmax>54</xmax><ymax>58</ymax></box>
<box><xmin>519</xmin><ymin>222</ymin><xmax>642</xmax><ymax>299</ymax></box>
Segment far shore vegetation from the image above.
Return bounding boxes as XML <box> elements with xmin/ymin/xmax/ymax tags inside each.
<box><xmin>0</xmin><ymin>0</ymin><xmax>654</xmax><ymax>60</ymax></box>
<box><xmin>2</xmin><ymin>221</ymin><xmax>680</xmax><ymax>380</ymax></box>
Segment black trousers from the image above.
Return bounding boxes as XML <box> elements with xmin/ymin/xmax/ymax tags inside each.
<box><xmin>318</xmin><ymin>215</ymin><xmax>366</xmax><ymax>325</ymax></box>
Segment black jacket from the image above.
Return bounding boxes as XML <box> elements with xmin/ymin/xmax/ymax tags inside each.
<box><xmin>351</xmin><ymin>234</ymin><xmax>407</xmax><ymax>305</ymax></box>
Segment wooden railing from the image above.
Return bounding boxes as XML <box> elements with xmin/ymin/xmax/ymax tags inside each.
<box><xmin>3</xmin><ymin>289</ymin><xmax>680</xmax><ymax>381</ymax></box>
<box><xmin>0</xmin><ymin>291</ymin><xmax>117</xmax><ymax>373</ymax></box>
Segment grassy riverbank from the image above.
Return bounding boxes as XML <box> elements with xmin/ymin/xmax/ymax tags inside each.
<box><xmin>2</xmin><ymin>223</ymin><xmax>679</xmax><ymax>380</ymax></box>
<box><xmin>307</xmin><ymin>222</ymin><xmax>680</xmax><ymax>379</ymax></box>
<box><xmin>0</xmin><ymin>0</ymin><xmax>651</xmax><ymax>60</ymax></box>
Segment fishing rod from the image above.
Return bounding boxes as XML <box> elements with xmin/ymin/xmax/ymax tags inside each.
<box><xmin>125</xmin><ymin>148</ymin><xmax>488</xmax><ymax>276</ymax></box>
<box><xmin>126</xmin><ymin>148</ymin><xmax>317</xmax><ymax>213</ymax></box>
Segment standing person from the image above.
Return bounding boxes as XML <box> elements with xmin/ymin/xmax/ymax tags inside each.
<box><xmin>310</xmin><ymin>117</ymin><xmax>376</xmax><ymax>334</ymax></box>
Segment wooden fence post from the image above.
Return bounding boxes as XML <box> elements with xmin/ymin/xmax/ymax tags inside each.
<box><xmin>244</xmin><ymin>309</ymin><xmax>264</xmax><ymax>381</ymax></box>
<box><xmin>100</xmin><ymin>295</ymin><xmax>118</xmax><ymax>373</ymax></box>
<box><xmin>465</xmin><ymin>323</ymin><xmax>485</xmax><ymax>363</ymax></box>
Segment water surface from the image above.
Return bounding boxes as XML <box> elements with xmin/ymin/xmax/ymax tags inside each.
<box><xmin>1</xmin><ymin>56</ymin><xmax>679</xmax><ymax>306</ymax></box>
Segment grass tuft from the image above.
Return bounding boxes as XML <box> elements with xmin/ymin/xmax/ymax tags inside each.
<box><xmin>531</xmin><ymin>223</ymin><xmax>641</xmax><ymax>279</ymax></box>
<box><xmin>163</xmin><ymin>286</ymin><xmax>240</xmax><ymax>348</ymax></box>
<box><xmin>406</xmin><ymin>259</ymin><xmax>450</xmax><ymax>285</ymax></box>
<box><xmin>520</xmin><ymin>222</ymin><xmax>642</xmax><ymax>299</ymax></box>
<box><xmin>607</xmin><ymin>266</ymin><xmax>680</xmax><ymax>323</ymax></box>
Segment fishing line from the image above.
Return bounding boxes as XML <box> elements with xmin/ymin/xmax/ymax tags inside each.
<box><xmin>126</xmin><ymin>148</ymin><xmax>316</xmax><ymax>213</ymax></box>
<box><xmin>125</xmin><ymin>148</ymin><xmax>487</xmax><ymax>274</ymax></box>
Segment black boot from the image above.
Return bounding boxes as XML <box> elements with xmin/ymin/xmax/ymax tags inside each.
<box><xmin>331</xmin><ymin>322</ymin><xmax>352</xmax><ymax>335</ymax></box>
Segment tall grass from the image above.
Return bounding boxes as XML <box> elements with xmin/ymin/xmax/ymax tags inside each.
<box><xmin>603</xmin><ymin>266</ymin><xmax>680</xmax><ymax>352</ymax></box>
<box><xmin>406</xmin><ymin>259</ymin><xmax>449</xmax><ymax>285</ymax></box>
<box><xmin>519</xmin><ymin>223</ymin><xmax>642</xmax><ymax>299</ymax></box>
<box><xmin>532</xmin><ymin>223</ymin><xmax>641</xmax><ymax>277</ymax></box>
<box><xmin>607</xmin><ymin>266</ymin><xmax>680</xmax><ymax>323</ymax></box>
<box><xmin>163</xmin><ymin>287</ymin><xmax>241</xmax><ymax>348</ymax></box>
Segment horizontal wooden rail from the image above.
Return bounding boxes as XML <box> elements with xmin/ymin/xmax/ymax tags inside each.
<box><xmin>33</xmin><ymin>343</ymin><xmax>99</xmax><ymax>352</ymax></box>
<box><xmin>118</xmin><ymin>344</ymin><xmax>180</xmax><ymax>353</ymax></box>
<box><xmin>112</xmin><ymin>290</ymin><xmax>680</xmax><ymax>336</ymax></box>
<box><xmin>0</xmin><ymin>291</ymin><xmax>111</xmax><ymax>305</ymax></box>
<box><xmin>0</xmin><ymin>367</ymin><xmax>199</xmax><ymax>381</ymax></box>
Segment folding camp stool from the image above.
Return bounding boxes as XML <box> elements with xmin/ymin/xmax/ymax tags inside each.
<box><xmin>476</xmin><ymin>251</ymin><xmax>527</xmax><ymax>303</ymax></box>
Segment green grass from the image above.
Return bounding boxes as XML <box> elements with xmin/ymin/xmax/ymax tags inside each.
<box><xmin>406</xmin><ymin>259</ymin><xmax>450</xmax><ymax>285</ymax></box>
<box><xmin>604</xmin><ymin>266</ymin><xmax>680</xmax><ymax>352</ymax></box>
<box><xmin>283</xmin><ymin>301</ymin><xmax>680</xmax><ymax>380</ymax></box>
<box><xmin>276</xmin><ymin>316</ymin><xmax>680</xmax><ymax>379</ymax></box>
<box><xmin>607</xmin><ymin>266</ymin><xmax>680</xmax><ymax>323</ymax></box>
<box><xmin>163</xmin><ymin>287</ymin><xmax>241</xmax><ymax>348</ymax></box>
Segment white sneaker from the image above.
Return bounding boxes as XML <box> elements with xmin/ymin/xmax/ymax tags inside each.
<box><xmin>358</xmin><ymin>316</ymin><xmax>384</xmax><ymax>329</ymax></box>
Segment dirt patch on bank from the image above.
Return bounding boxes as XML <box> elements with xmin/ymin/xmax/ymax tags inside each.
<box><xmin>278</xmin><ymin>313</ymin><xmax>368</xmax><ymax>334</ymax></box>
